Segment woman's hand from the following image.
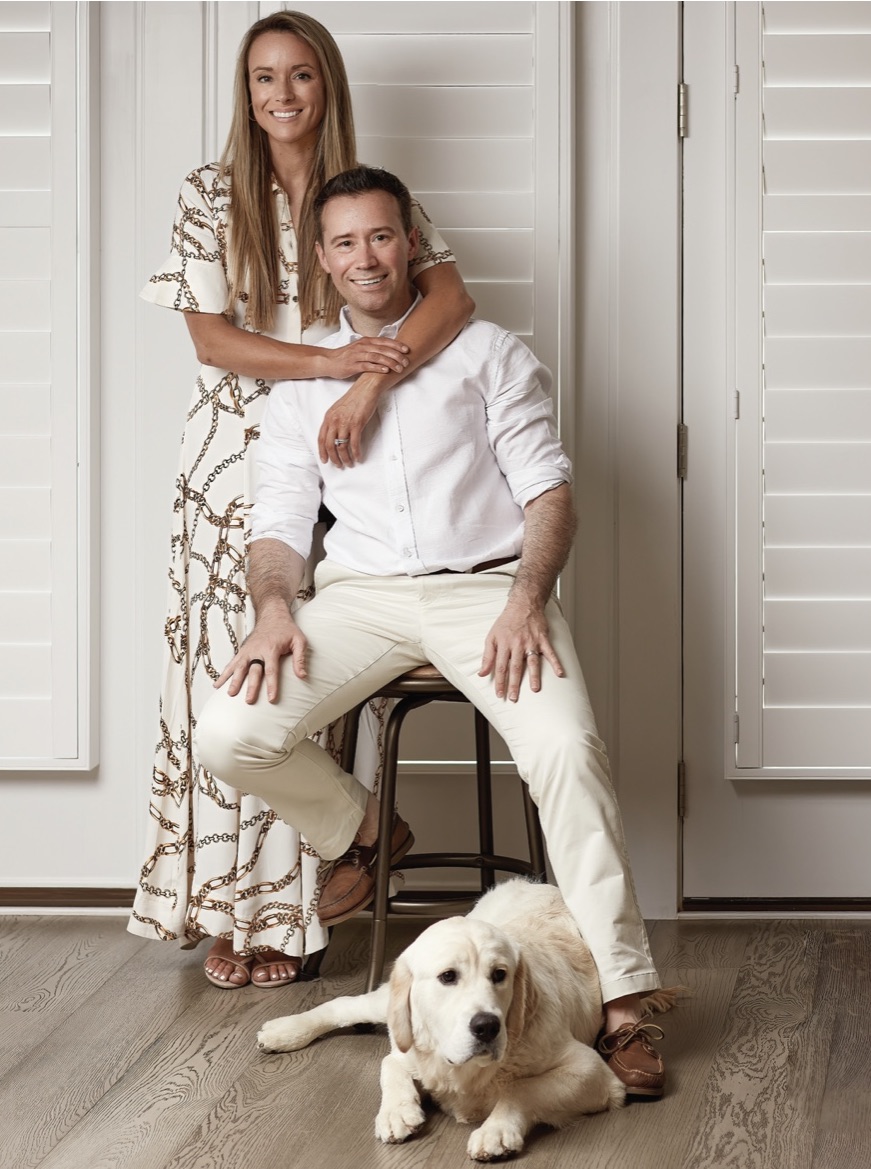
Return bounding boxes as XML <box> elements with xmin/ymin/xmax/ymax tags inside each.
<box><xmin>326</xmin><ymin>336</ymin><xmax>409</xmax><ymax>380</ymax></box>
<box><xmin>214</xmin><ymin>607</ymin><xmax>308</xmax><ymax>705</ymax></box>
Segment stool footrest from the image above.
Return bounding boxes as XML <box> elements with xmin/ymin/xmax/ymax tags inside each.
<box><xmin>395</xmin><ymin>851</ymin><xmax>538</xmax><ymax>876</ymax></box>
<box><xmin>385</xmin><ymin>891</ymin><xmax>481</xmax><ymax>915</ymax></box>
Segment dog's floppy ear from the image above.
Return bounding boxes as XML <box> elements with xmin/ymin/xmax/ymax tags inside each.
<box><xmin>387</xmin><ymin>956</ymin><xmax>414</xmax><ymax>1053</ymax></box>
<box><xmin>505</xmin><ymin>952</ymin><xmax>537</xmax><ymax>1046</ymax></box>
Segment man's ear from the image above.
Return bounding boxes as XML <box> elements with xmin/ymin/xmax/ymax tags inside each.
<box><xmin>406</xmin><ymin>226</ymin><xmax>420</xmax><ymax>262</ymax></box>
<box><xmin>315</xmin><ymin>240</ymin><xmax>330</xmax><ymax>274</ymax></box>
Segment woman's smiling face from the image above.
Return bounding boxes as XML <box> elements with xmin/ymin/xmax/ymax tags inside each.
<box><xmin>247</xmin><ymin>31</ymin><xmax>326</xmax><ymax>154</ymax></box>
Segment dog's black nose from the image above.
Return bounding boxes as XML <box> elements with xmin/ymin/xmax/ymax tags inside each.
<box><xmin>469</xmin><ymin>1012</ymin><xmax>501</xmax><ymax>1043</ymax></box>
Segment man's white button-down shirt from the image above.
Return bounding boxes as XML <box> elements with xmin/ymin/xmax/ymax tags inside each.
<box><xmin>251</xmin><ymin>301</ymin><xmax>573</xmax><ymax>576</ymax></box>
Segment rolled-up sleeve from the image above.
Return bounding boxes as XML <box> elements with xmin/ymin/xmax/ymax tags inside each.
<box><xmin>485</xmin><ymin>332</ymin><xmax>573</xmax><ymax>507</ymax></box>
<box><xmin>251</xmin><ymin>384</ymin><xmax>322</xmax><ymax>561</ymax></box>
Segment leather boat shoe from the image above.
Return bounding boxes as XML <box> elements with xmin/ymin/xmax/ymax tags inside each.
<box><xmin>317</xmin><ymin>812</ymin><xmax>415</xmax><ymax>927</ymax></box>
<box><xmin>597</xmin><ymin>1021</ymin><xmax>666</xmax><ymax>1099</ymax></box>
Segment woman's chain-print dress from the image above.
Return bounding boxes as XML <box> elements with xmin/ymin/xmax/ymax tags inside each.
<box><xmin>128</xmin><ymin>163</ymin><xmax>453</xmax><ymax>956</ymax></box>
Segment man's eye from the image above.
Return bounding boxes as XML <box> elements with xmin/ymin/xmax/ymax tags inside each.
<box><xmin>438</xmin><ymin>969</ymin><xmax>458</xmax><ymax>985</ymax></box>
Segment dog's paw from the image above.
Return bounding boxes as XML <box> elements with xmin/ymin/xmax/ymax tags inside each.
<box><xmin>375</xmin><ymin>1098</ymin><xmax>426</xmax><ymax>1144</ymax></box>
<box><xmin>257</xmin><ymin>1016</ymin><xmax>314</xmax><ymax>1053</ymax></box>
<box><xmin>467</xmin><ymin>1117</ymin><xmax>525</xmax><ymax>1161</ymax></box>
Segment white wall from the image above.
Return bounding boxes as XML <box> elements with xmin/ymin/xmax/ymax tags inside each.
<box><xmin>0</xmin><ymin>1</ymin><xmax>682</xmax><ymax>920</ymax></box>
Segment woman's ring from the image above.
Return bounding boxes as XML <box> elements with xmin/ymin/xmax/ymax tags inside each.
<box><xmin>334</xmin><ymin>437</ymin><xmax>350</xmax><ymax>446</ymax></box>
<box><xmin>525</xmin><ymin>650</ymin><xmax>541</xmax><ymax>658</ymax></box>
<box><xmin>250</xmin><ymin>658</ymin><xmax>265</xmax><ymax>668</ymax></box>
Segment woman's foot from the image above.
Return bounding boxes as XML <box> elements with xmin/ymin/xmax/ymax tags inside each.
<box><xmin>250</xmin><ymin>950</ymin><xmax>303</xmax><ymax>988</ymax></box>
<box><xmin>203</xmin><ymin>937</ymin><xmax>254</xmax><ymax>988</ymax></box>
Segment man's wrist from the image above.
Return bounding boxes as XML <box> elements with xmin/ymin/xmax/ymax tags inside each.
<box><xmin>253</xmin><ymin>594</ymin><xmax>295</xmax><ymax>621</ymax></box>
<box><xmin>353</xmin><ymin>371</ymin><xmax>394</xmax><ymax>398</ymax></box>
<box><xmin>508</xmin><ymin>579</ymin><xmax>551</xmax><ymax>612</ymax></box>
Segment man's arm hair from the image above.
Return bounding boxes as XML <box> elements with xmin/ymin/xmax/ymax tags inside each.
<box><xmin>247</xmin><ymin>538</ymin><xmax>307</xmax><ymax>617</ymax></box>
<box><xmin>511</xmin><ymin>483</ymin><xmax>576</xmax><ymax>608</ymax></box>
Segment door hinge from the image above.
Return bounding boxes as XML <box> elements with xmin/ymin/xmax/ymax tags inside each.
<box><xmin>678</xmin><ymin>760</ymin><xmax>687</xmax><ymax>819</ymax></box>
<box><xmin>734</xmin><ymin>389</ymin><xmax>741</xmax><ymax>420</ymax></box>
<box><xmin>734</xmin><ymin>65</ymin><xmax>740</xmax><ymax>96</ymax></box>
<box><xmin>734</xmin><ymin>713</ymin><xmax>740</xmax><ymax>743</ymax></box>
<box><xmin>678</xmin><ymin>82</ymin><xmax>689</xmax><ymax>138</ymax></box>
<box><xmin>677</xmin><ymin>423</ymin><xmax>689</xmax><ymax>479</ymax></box>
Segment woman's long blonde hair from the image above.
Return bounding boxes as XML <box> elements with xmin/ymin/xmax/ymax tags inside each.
<box><xmin>220</xmin><ymin>10</ymin><xmax>357</xmax><ymax>332</ymax></box>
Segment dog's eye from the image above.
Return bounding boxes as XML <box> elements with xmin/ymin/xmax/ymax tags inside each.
<box><xmin>437</xmin><ymin>969</ymin><xmax>458</xmax><ymax>985</ymax></box>
<box><xmin>491</xmin><ymin>968</ymin><xmax>508</xmax><ymax>984</ymax></box>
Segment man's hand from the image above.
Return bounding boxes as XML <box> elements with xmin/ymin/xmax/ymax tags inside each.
<box><xmin>214</xmin><ymin>604</ymin><xmax>308</xmax><ymax>705</ymax></box>
<box><xmin>478</xmin><ymin>594</ymin><xmax>565</xmax><ymax>702</ymax></box>
<box><xmin>317</xmin><ymin>381</ymin><xmax>383</xmax><ymax>468</ymax></box>
<box><xmin>319</xmin><ymin>339</ymin><xmax>409</xmax><ymax>469</ymax></box>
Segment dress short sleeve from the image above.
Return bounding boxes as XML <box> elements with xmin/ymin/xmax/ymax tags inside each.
<box><xmin>410</xmin><ymin>198</ymin><xmax>455</xmax><ymax>275</ymax></box>
<box><xmin>141</xmin><ymin>164</ymin><xmax>231</xmax><ymax>315</ymax></box>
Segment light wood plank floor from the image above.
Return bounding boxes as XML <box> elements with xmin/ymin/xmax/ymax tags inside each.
<box><xmin>2</xmin><ymin>912</ymin><xmax>870</xmax><ymax>1168</ymax></box>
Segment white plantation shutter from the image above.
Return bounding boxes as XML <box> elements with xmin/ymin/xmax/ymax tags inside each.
<box><xmin>0</xmin><ymin>2</ymin><xmax>97</xmax><ymax>769</ymax></box>
<box><xmin>277</xmin><ymin>1</ymin><xmax>558</xmax><ymax>357</ymax></box>
<box><xmin>735</xmin><ymin>1</ymin><xmax>871</xmax><ymax>770</ymax></box>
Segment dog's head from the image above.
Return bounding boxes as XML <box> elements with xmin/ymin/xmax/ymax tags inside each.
<box><xmin>387</xmin><ymin>917</ymin><xmax>524</xmax><ymax>1067</ymax></box>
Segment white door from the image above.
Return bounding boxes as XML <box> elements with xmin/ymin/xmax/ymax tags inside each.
<box><xmin>682</xmin><ymin>1</ymin><xmax>871</xmax><ymax>900</ymax></box>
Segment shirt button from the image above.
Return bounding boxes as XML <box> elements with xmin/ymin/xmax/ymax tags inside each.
<box><xmin>403</xmin><ymin>548</ymin><xmax>412</xmax><ymax>557</ymax></box>
<box><xmin>397</xmin><ymin>505</ymin><xmax>405</xmax><ymax>512</ymax></box>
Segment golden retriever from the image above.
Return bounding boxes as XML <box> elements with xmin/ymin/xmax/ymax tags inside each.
<box><xmin>258</xmin><ymin>879</ymin><xmax>674</xmax><ymax>1161</ymax></box>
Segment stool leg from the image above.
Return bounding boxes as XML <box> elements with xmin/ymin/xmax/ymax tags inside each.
<box><xmin>366</xmin><ymin>696</ymin><xmax>422</xmax><ymax>991</ymax></box>
<box><xmin>340</xmin><ymin>703</ymin><xmax>364</xmax><ymax>773</ymax></box>
<box><xmin>521</xmin><ymin>783</ymin><xmax>548</xmax><ymax>882</ymax></box>
<box><xmin>474</xmin><ymin>710</ymin><xmax>495</xmax><ymax>891</ymax></box>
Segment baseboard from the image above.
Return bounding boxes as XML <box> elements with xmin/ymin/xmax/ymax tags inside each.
<box><xmin>0</xmin><ymin>887</ymin><xmax>135</xmax><ymax>910</ymax></box>
<box><xmin>682</xmin><ymin>897</ymin><xmax>871</xmax><ymax>914</ymax></box>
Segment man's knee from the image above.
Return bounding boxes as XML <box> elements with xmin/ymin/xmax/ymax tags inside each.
<box><xmin>522</xmin><ymin>726</ymin><xmax>612</xmax><ymax>802</ymax></box>
<box><xmin>194</xmin><ymin>690</ymin><xmax>285</xmax><ymax>786</ymax></box>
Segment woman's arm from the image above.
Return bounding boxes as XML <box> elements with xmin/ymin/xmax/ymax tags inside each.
<box><xmin>317</xmin><ymin>261</ymin><xmax>475</xmax><ymax>465</ymax></box>
<box><xmin>184</xmin><ymin>312</ymin><xmax>411</xmax><ymax>382</ymax></box>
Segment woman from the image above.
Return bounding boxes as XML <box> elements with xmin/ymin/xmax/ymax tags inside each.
<box><xmin>129</xmin><ymin>10</ymin><xmax>473</xmax><ymax>988</ymax></box>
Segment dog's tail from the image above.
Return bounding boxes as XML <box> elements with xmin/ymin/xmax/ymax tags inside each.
<box><xmin>640</xmin><ymin>985</ymin><xmax>687</xmax><ymax>1016</ymax></box>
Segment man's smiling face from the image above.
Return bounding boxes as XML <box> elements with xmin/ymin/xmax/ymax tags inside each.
<box><xmin>316</xmin><ymin>190</ymin><xmax>419</xmax><ymax>328</ymax></box>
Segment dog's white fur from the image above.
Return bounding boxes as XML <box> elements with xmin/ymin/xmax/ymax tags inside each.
<box><xmin>258</xmin><ymin>880</ymin><xmax>671</xmax><ymax>1161</ymax></box>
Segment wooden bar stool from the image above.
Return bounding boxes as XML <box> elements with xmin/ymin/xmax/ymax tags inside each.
<box><xmin>340</xmin><ymin>664</ymin><xmax>547</xmax><ymax>991</ymax></box>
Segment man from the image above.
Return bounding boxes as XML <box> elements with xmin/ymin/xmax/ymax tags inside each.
<box><xmin>196</xmin><ymin>166</ymin><xmax>666</xmax><ymax>1097</ymax></box>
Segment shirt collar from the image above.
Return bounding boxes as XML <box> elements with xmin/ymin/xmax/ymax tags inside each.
<box><xmin>337</xmin><ymin>291</ymin><xmax>422</xmax><ymax>342</ymax></box>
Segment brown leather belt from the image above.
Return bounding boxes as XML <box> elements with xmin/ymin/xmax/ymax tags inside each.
<box><xmin>428</xmin><ymin>555</ymin><xmax>518</xmax><ymax>576</ymax></box>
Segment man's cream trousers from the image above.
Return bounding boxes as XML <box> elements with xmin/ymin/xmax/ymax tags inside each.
<box><xmin>196</xmin><ymin>560</ymin><xmax>659</xmax><ymax>1002</ymax></box>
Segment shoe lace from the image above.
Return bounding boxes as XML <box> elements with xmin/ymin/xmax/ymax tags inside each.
<box><xmin>598</xmin><ymin>1021</ymin><xmax>665</xmax><ymax>1056</ymax></box>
